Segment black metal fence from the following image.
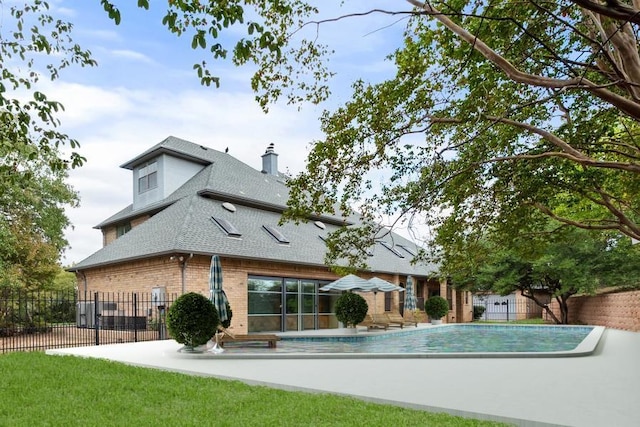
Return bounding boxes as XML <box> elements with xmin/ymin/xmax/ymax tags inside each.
<box><xmin>473</xmin><ymin>296</ymin><xmax>550</xmax><ymax>322</ymax></box>
<box><xmin>0</xmin><ymin>290</ymin><xmax>177</xmax><ymax>354</ymax></box>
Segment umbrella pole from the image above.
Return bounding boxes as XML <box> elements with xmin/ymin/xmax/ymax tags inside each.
<box><xmin>209</xmin><ymin>329</ymin><xmax>225</xmax><ymax>354</ymax></box>
<box><xmin>373</xmin><ymin>291</ymin><xmax>377</xmax><ymax>319</ymax></box>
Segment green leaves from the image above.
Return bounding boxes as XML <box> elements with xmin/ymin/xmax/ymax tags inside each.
<box><xmin>1</xmin><ymin>1</ymin><xmax>93</xmax><ymax>289</ymax></box>
<box><xmin>100</xmin><ymin>0</ymin><xmax>121</xmax><ymax>25</ymax></box>
<box><xmin>276</xmin><ymin>1</ymin><xmax>640</xmax><ymax>277</ymax></box>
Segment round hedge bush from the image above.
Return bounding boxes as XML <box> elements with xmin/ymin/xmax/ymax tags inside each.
<box><xmin>335</xmin><ymin>292</ymin><xmax>368</xmax><ymax>327</ymax></box>
<box><xmin>167</xmin><ymin>292</ymin><xmax>219</xmax><ymax>348</ymax></box>
<box><xmin>424</xmin><ymin>295</ymin><xmax>449</xmax><ymax>320</ymax></box>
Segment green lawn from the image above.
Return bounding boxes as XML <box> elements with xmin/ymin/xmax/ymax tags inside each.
<box><xmin>0</xmin><ymin>351</ymin><xmax>509</xmax><ymax>426</ymax></box>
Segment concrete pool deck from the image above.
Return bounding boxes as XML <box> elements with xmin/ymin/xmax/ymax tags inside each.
<box><xmin>47</xmin><ymin>326</ymin><xmax>640</xmax><ymax>427</ymax></box>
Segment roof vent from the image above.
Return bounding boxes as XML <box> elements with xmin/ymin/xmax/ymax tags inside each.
<box><xmin>314</xmin><ymin>221</ymin><xmax>326</xmax><ymax>230</ymax></box>
<box><xmin>222</xmin><ymin>202</ymin><xmax>236</xmax><ymax>213</ymax></box>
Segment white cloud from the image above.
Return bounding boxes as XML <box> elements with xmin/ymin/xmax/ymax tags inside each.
<box><xmin>110</xmin><ymin>49</ymin><xmax>155</xmax><ymax>64</ymax></box>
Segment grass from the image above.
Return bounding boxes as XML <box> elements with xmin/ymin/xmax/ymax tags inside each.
<box><xmin>0</xmin><ymin>351</ymin><xmax>510</xmax><ymax>427</ymax></box>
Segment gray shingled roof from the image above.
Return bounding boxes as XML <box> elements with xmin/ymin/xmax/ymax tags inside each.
<box><xmin>71</xmin><ymin>137</ymin><xmax>437</xmax><ymax>276</ymax></box>
<box><xmin>96</xmin><ymin>136</ymin><xmax>354</xmax><ymax>229</ymax></box>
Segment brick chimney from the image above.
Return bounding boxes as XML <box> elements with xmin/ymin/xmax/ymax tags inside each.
<box><xmin>261</xmin><ymin>143</ymin><xmax>278</xmax><ymax>175</ymax></box>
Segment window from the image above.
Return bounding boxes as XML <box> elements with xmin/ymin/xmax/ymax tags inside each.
<box><xmin>247</xmin><ymin>275</ymin><xmax>338</xmax><ymax>333</ymax></box>
<box><xmin>211</xmin><ymin>217</ymin><xmax>241</xmax><ymax>237</ymax></box>
<box><xmin>378</xmin><ymin>241</ymin><xmax>405</xmax><ymax>258</ymax></box>
<box><xmin>138</xmin><ymin>161</ymin><xmax>158</xmax><ymax>193</ymax></box>
<box><xmin>263</xmin><ymin>225</ymin><xmax>290</xmax><ymax>244</ymax></box>
<box><xmin>116</xmin><ymin>222</ymin><xmax>131</xmax><ymax>237</ymax></box>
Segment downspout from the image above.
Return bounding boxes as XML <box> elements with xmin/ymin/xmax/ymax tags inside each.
<box><xmin>176</xmin><ymin>253</ymin><xmax>193</xmax><ymax>294</ymax></box>
<box><xmin>76</xmin><ymin>271</ymin><xmax>87</xmax><ymax>301</ymax></box>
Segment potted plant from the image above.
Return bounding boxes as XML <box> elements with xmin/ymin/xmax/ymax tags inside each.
<box><xmin>424</xmin><ymin>296</ymin><xmax>449</xmax><ymax>325</ymax></box>
<box><xmin>335</xmin><ymin>292</ymin><xmax>368</xmax><ymax>333</ymax></box>
<box><xmin>167</xmin><ymin>292</ymin><xmax>219</xmax><ymax>352</ymax></box>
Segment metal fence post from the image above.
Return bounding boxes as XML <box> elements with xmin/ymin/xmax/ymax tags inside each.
<box><xmin>133</xmin><ymin>293</ymin><xmax>138</xmax><ymax>342</ymax></box>
<box><xmin>94</xmin><ymin>292</ymin><xmax>100</xmax><ymax>346</ymax></box>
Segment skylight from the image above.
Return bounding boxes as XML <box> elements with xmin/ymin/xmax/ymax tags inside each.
<box><xmin>314</xmin><ymin>220</ymin><xmax>326</xmax><ymax>230</ymax></box>
<box><xmin>263</xmin><ymin>225</ymin><xmax>290</xmax><ymax>244</ymax></box>
<box><xmin>378</xmin><ymin>241</ymin><xmax>405</xmax><ymax>258</ymax></box>
<box><xmin>211</xmin><ymin>217</ymin><xmax>242</xmax><ymax>237</ymax></box>
<box><xmin>397</xmin><ymin>244</ymin><xmax>417</xmax><ymax>257</ymax></box>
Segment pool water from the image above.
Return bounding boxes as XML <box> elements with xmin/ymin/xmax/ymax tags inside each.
<box><xmin>275</xmin><ymin>324</ymin><xmax>596</xmax><ymax>354</ymax></box>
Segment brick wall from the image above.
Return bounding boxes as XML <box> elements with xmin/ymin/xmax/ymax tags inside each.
<box><xmin>77</xmin><ymin>255</ymin><xmax>417</xmax><ymax>334</ymax></box>
<box><xmin>78</xmin><ymin>255</ymin><xmax>399</xmax><ymax>334</ymax></box>
<box><xmin>548</xmin><ymin>290</ymin><xmax>640</xmax><ymax>332</ymax></box>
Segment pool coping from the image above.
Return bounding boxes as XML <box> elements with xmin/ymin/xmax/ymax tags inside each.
<box><xmin>171</xmin><ymin>324</ymin><xmax>606</xmax><ymax>360</ymax></box>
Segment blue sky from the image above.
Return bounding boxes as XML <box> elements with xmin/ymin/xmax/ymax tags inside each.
<box><xmin>47</xmin><ymin>1</ymin><xmax>412</xmax><ymax>265</ymax></box>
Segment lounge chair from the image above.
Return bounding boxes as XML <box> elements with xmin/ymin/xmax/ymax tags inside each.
<box><xmin>219</xmin><ymin>333</ymin><xmax>281</xmax><ymax>348</ymax></box>
<box><xmin>360</xmin><ymin>314</ymin><xmax>389</xmax><ymax>330</ymax></box>
<box><xmin>402</xmin><ymin>311</ymin><xmax>420</xmax><ymax>327</ymax></box>
<box><xmin>385</xmin><ymin>311</ymin><xmax>406</xmax><ymax>328</ymax></box>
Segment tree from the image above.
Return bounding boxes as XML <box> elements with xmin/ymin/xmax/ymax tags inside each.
<box><xmin>446</xmin><ymin>226</ymin><xmax>640</xmax><ymax>324</ymax></box>
<box><xmin>277</xmin><ymin>1</ymin><xmax>640</xmax><ymax>270</ymax></box>
<box><xmin>1</xmin><ymin>134</ymin><xmax>78</xmax><ymax>291</ymax></box>
<box><xmin>11</xmin><ymin>1</ymin><xmax>640</xmax><ymax>277</ymax></box>
<box><xmin>1</xmin><ymin>1</ymin><xmax>95</xmax><ymax>288</ymax></box>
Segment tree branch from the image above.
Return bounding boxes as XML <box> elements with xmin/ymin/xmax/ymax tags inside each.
<box><xmin>570</xmin><ymin>0</ymin><xmax>640</xmax><ymax>25</ymax></box>
<box><xmin>484</xmin><ymin>115</ymin><xmax>640</xmax><ymax>172</ymax></box>
<box><xmin>406</xmin><ymin>0</ymin><xmax>640</xmax><ymax>121</ymax></box>
<box><xmin>533</xmin><ymin>202</ymin><xmax>640</xmax><ymax>239</ymax></box>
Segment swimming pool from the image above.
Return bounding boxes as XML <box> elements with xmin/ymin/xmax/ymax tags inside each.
<box><xmin>210</xmin><ymin>324</ymin><xmax>605</xmax><ymax>358</ymax></box>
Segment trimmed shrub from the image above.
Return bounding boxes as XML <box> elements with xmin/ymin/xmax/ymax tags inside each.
<box><xmin>424</xmin><ymin>296</ymin><xmax>449</xmax><ymax>320</ymax></box>
<box><xmin>167</xmin><ymin>292</ymin><xmax>219</xmax><ymax>348</ymax></box>
<box><xmin>473</xmin><ymin>305</ymin><xmax>486</xmax><ymax>321</ymax></box>
<box><xmin>335</xmin><ymin>292</ymin><xmax>368</xmax><ymax>327</ymax></box>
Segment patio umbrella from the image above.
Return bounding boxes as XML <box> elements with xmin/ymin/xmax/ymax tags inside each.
<box><xmin>319</xmin><ymin>274</ymin><xmax>374</xmax><ymax>292</ymax></box>
<box><xmin>208</xmin><ymin>254</ymin><xmax>229</xmax><ymax>353</ymax></box>
<box><xmin>367</xmin><ymin>277</ymin><xmax>406</xmax><ymax>293</ymax></box>
<box><xmin>366</xmin><ymin>277</ymin><xmax>405</xmax><ymax>318</ymax></box>
<box><xmin>405</xmin><ymin>276</ymin><xmax>417</xmax><ymax>312</ymax></box>
<box><xmin>320</xmin><ymin>274</ymin><xmax>377</xmax><ymax>329</ymax></box>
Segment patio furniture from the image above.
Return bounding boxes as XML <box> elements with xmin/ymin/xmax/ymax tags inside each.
<box><xmin>385</xmin><ymin>311</ymin><xmax>406</xmax><ymax>328</ymax></box>
<box><xmin>360</xmin><ymin>314</ymin><xmax>389</xmax><ymax>330</ymax></box>
<box><xmin>220</xmin><ymin>333</ymin><xmax>281</xmax><ymax>348</ymax></box>
<box><xmin>402</xmin><ymin>311</ymin><xmax>420</xmax><ymax>327</ymax></box>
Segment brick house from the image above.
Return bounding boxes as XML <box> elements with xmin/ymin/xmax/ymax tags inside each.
<box><xmin>69</xmin><ymin>136</ymin><xmax>472</xmax><ymax>334</ymax></box>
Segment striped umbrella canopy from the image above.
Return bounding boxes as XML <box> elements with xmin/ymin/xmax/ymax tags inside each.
<box><xmin>367</xmin><ymin>277</ymin><xmax>406</xmax><ymax>293</ymax></box>
<box><xmin>405</xmin><ymin>276</ymin><xmax>418</xmax><ymax>311</ymax></box>
<box><xmin>366</xmin><ymin>277</ymin><xmax>405</xmax><ymax>318</ymax></box>
<box><xmin>209</xmin><ymin>255</ymin><xmax>229</xmax><ymax>325</ymax></box>
<box><xmin>319</xmin><ymin>274</ymin><xmax>374</xmax><ymax>292</ymax></box>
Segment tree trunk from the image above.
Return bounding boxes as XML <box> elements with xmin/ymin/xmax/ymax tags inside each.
<box><xmin>519</xmin><ymin>289</ymin><xmax>562</xmax><ymax>324</ymax></box>
<box><xmin>555</xmin><ymin>294</ymin><xmax>572</xmax><ymax>324</ymax></box>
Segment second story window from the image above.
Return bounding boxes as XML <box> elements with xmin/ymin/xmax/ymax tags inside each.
<box><xmin>116</xmin><ymin>222</ymin><xmax>131</xmax><ymax>237</ymax></box>
<box><xmin>138</xmin><ymin>161</ymin><xmax>158</xmax><ymax>193</ymax></box>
